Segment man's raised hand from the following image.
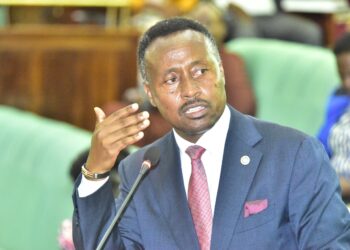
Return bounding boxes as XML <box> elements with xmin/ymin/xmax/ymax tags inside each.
<box><xmin>85</xmin><ymin>103</ymin><xmax>150</xmax><ymax>173</ymax></box>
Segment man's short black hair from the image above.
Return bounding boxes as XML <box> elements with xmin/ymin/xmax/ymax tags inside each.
<box><xmin>137</xmin><ymin>17</ymin><xmax>220</xmax><ymax>82</ymax></box>
<box><xmin>334</xmin><ymin>33</ymin><xmax>350</xmax><ymax>55</ymax></box>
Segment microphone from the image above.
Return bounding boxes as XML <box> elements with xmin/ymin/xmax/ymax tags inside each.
<box><xmin>96</xmin><ymin>146</ymin><xmax>160</xmax><ymax>250</ymax></box>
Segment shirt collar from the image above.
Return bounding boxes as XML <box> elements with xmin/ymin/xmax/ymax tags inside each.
<box><xmin>173</xmin><ymin>105</ymin><xmax>231</xmax><ymax>154</ymax></box>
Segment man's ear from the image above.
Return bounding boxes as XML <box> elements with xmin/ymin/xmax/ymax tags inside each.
<box><xmin>219</xmin><ymin>63</ymin><xmax>225</xmax><ymax>85</ymax></box>
<box><xmin>220</xmin><ymin>63</ymin><xmax>224</xmax><ymax>73</ymax></box>
<box><xmin>143</xmin><ymin>82</ymin><xmax>156</xmax><ymax>107</ymax></box>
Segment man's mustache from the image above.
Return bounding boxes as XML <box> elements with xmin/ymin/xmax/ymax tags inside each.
<box><xmin>179</xmin><ymin>99</ymin><xmax>210</xmax><ymax>113</ymax></box>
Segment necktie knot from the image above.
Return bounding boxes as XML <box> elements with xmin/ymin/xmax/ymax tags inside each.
<box><xmin>186</xmin><ymin>145</ymin><xmax>206</xmax><ymax>161</ymax></box>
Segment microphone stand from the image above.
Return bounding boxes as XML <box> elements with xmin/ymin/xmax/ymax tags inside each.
<box><xmin>96</xmin><ymin>162</ymin><xmax>151</xmax><ymax>250</ymax></box>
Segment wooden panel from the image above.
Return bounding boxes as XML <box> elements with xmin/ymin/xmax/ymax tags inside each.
<box><xmin>0</xmin><ymin>0</ymin><xmax>130</xmax><ymax>7</ymax></box>
<box><xmin>0</xmin><ymin>25</ymin><xmax>139</xmax><ymax>130</ymax></box>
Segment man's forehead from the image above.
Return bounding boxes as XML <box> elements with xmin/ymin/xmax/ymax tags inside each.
<box><xmin>145</xmin><ymin>30</ymin><xmax>207</xmax><ymax>56</ymax></box>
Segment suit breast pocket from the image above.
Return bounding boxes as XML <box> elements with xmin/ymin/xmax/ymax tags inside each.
<box><xmin>235</xmin><ymin>202</ymin><xmax>275</xmax><ymax>233</ymax></box>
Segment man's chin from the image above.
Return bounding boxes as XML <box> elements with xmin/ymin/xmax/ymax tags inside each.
<box><xmin>178</xmin><ymin>122</ymin><xmax>215</xmax><ymax>137</ymax></box>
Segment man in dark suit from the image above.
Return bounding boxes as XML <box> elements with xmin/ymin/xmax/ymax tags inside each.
<box><xmin>73</xmin><ymin>18</ymin><xmax>350</xmax><ymax>249</ymax></box>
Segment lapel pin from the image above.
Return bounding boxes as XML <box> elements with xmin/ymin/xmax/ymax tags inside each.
<box><xmin>240</xmin><ymin>155</ymin><xmax>250</xmax><ymax>166</ymax></box>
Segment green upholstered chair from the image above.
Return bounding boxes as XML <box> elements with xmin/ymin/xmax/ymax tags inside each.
<box><xmin>226</xmin><ymin>38</ymin><xmax>340</xmax><ymax>136</ymax></box>
<box><xmin>0</xmin><ymin>106</ymin><xmax>91</xmax><ymax>250</ymax></box>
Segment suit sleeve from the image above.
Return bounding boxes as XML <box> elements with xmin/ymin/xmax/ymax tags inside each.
<box><xmin>72</xmin><ymin>174</ymin><xmax>124</xmax><ymax>250</ymax></box>
<box><xmin>288</xmin><ymin>137</ymin><xmax>350</xmax><ymax>249</ymax></box>
<box><xmin>72</xmin><ymin>159</ymin><xmax>144</xmax><ymax>250</ymax></box>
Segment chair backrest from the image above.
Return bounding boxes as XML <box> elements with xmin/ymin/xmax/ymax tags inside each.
<box><xmin>0</xmin><ymin>106</ymin><xmax>91</xmax><ymax>250</ymax></box>
<box><xmin>226</xmin><ymin>38</ymin><xmax>339</xmax><ymax>136</ymax></box>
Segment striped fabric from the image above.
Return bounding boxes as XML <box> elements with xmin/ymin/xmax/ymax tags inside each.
<box><xmin>329</xmin><ymin>106</ymin><xmax>350</xmax><ymax>180</ymax></box>
<box><xmin>186</xmin><ymin>145</ymin><xmax>212</xmax><ymax>250</ymax></box>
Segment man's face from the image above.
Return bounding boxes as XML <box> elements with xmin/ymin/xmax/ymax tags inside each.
<box><xmin>337</xmin><ymin>52</ymin><xmax>350</xmax><ymax>94</ymax></box>
<box><xmin>143</xmin><ymin>30</ymin><xmax>227</xmax><ymax>143</ymax></box>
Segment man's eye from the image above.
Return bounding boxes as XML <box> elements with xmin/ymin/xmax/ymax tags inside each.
<box><xmin>193</xmin><ymin>68</ymin><xmax>208</xmax><ymax>78</ymax></box>
<box><xmin>165</xmin><ymin>77</ymin><xmax>178</xmax><ymax>85</ymax></box>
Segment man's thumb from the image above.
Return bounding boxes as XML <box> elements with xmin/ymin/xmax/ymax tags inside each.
<box><xmin>94</xmin><ymin>107</ymin><xmax>106</xmax><ymax>123</ymax></box>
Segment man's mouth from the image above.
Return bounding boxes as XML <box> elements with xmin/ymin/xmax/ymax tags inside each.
<box><xmin>181</xmin><ymin>101</ymin><xmax>209</xmax><ymax>119</ymax></box>
<box><xmin>185</xmin><ymin>105</ymin><xmax>205</xmax><ymax>114</ymax></box>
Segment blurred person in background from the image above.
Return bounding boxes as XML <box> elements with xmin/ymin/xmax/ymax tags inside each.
<box><xmin>214</xmin><ymin>0</ymin><xmax>323</xmax><ymax>46</ymax></box>
<box><xmin>318</xmin><ymin>33</ymin><xmax>350</xmax><ymax>202</ymax></box>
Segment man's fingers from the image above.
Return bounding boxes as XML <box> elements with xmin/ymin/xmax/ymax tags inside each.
<box><xmin>96</xmin><ymin>103</ymin><xmax>139</xmax><ymax>127</ymax></box>
<box><xmin>110</xmin><ymin>131</ymin><xmax>145</xmax><ymax>152</ymax></box>
<box><xmin>98</xmin><ymin>118</ymin><xmax>150</xmax><ymax>146</ymax></box>
<box><xmin>107</xmin><ymin>110</ymin><xmax>150</xmax><ymax>134</ymax></box>
<box><xmin>108</xmin><ymin>103</ymin><xmax>139</xmax><ymax>122</ymax></box>
<box><xmin>94</xmin><ymin>107</ymin><xmax>106</xmax><ymax>124</ymax></box>
<box><xmin>102</xmin><ymin>103</ymin><xmax>149</xmax><ymax>129</ymax></box>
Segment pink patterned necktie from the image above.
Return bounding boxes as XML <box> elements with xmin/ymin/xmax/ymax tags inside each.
<box><xmin>186</xmin><ymin>145</ymin><xmax>212</xmax><ymax>250</ymax></box>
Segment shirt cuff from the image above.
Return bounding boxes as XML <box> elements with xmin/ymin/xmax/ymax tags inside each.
<box><xmin>78</xmin><ymin>175</ymin><xmax>109</xmax><ymax>198</ymax></box>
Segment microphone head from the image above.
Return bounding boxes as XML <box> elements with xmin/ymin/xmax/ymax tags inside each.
<box><xmin>143</xmin><ymin>146</ymin><xmax>160</xmax><ymax>168</ymax></box>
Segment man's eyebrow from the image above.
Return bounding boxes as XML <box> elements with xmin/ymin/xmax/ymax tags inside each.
<box><xmin>164</xmin><ymin>67</ymin><xmax>179</xmax><ymax>75</ymax></box>
<box><xmin>162</xmin><ymin>59</ymin><xmax>207</xmax><ymax>76</ymax></box>
<box><xmin>189</xmin><ymin>60</ymin><xmax>203</xmax><ymax>67</ymax></box>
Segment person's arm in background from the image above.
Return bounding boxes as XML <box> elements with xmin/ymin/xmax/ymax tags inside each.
<box><xmin>317</xmin><ymin>95</ymin><xmax>335</xmax><ymax>157</ymax></box>
<box><xmin>317</xmin><ymin>90</ymin><xmax>350</xmax><ymax>156</ymax></box>
<box><xmin>339</xmin><ymin>177</ymin><xmax>350</xmax><ymax>199</ymax></box>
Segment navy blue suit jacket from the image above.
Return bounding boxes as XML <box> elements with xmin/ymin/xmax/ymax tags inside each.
<box><xmin>73</xmin><ymin>107</ymin><xmax>350</xmax><ymax>249</ymax></box>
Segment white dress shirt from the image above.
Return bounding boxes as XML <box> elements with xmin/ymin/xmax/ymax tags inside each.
<box><xmin>173</xmin><ymin>105</ymin><xmax>230</xmax><ymax>213</ymax></box>
<box><xmin>79</xmin><ymin>105</ymin><xmax>231</xmax><ymax>207</ymax></box>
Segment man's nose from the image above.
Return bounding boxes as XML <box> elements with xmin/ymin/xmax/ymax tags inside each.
<box><xmin>180</xmin><ymin>76</ymin><xmax>200</xmax><ymax>99</ymax></box>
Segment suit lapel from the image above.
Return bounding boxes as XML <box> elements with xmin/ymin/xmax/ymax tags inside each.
<box><xmin>147</xmin><ymin>107</ymin><xmax>263</xmax><ymax>250</ymax></box>
<box><xmin>149</xmin><ymin>133</ymin><xmax>199</xmax><ymax>250</ymax></box>
<box><xmin>211</xmin><ymin>108</ymin><xmax>263</xmax><ymax>250</ymax></box>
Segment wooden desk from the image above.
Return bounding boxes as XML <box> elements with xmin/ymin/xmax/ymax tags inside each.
<box><xmin>0</xmin><ymin>0</ymin><xmax>132</xmax><ymax>27</ymax></box>
<box><xmin>0</xmin><ymin>25</ymin><xmax>139</xmax><ymax>130</ymax></box>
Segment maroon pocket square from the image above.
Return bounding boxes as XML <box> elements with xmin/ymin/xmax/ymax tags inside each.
<box><xmin>244</xmin><ymin>199</ymin><xmax>268</xmax><ymax>218</ymax></box>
